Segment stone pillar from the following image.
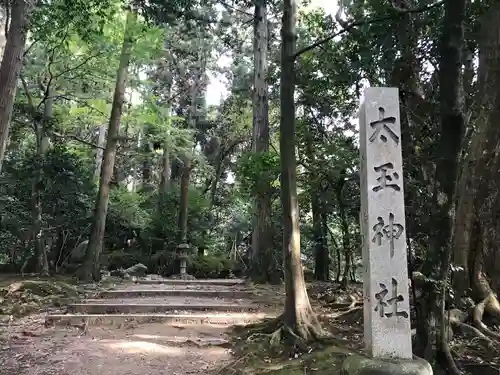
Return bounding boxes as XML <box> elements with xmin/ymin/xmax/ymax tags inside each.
<box><xmin>359</xmin><ymin>87</ymin><xmax>412</xmax><ymax>359</ymax></box>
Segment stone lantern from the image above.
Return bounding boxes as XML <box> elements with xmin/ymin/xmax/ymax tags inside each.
<box><xmin>177</xmin><ymin>242</ymin><xmax>190</xmax><ymax>275</ymax></box>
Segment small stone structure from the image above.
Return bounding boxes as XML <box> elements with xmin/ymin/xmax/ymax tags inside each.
<box><xmin>349</xmin><ymin>87</ymin><xmax>432</xmax><ymax>375</ymax></box>
<box><xmin>169</xmin><ymin>242</ymin><xmax>196</xmax><ymax>280</ymax></box>
<box><xmin>177</xmin><ymin>243</ymin><xmax>190</xmax><ymax>275</ymax></box>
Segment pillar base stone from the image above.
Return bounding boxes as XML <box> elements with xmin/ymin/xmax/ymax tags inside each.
<box><xmin>341</xmin><ymin>355</ymin><xmax>432</xmax><ymax>375</ymax></box>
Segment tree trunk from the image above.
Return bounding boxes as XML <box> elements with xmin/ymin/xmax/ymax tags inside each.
<box><xmin>208</xmin><ymin>155</ymin><xmax>223</xmax><ymax>208</ymax></box>
<box><xmin>454</xmin><ymin>0</ymin><xmax>500</xmax><ymax>326</ymax></box>
<box><xmin>94</xmin><ymin>125</ymin><xmax>106</xmax><ymax>182</ymax></box>
<box><xmin>32</xmin><ymin>91</ymin><xmax>52</xmax><ymax>276</ymax></box>
<box><xmin>0</xmin><ymin>8</ymin><xmax>8</xmax><ymax>60</ymax></box>
<box><xmin>159</xmin><ymin>146</ymin><xmax>170</xmax><ymax>193</ymax></box>
<box><xmin>249</xmin><ymin>0</ymin><xmax>273</xmax><ymax>282</ymax></box>
<box><xmin>159</xmin><ymin>90</ymin><xmax>172</xmax><ymax>194</ymax></box>
<box><xmin>178</xmin><ymin>156</ymin><xmax>190</xmax><ymax>243</ymax></box>
<box><xmin>427</xmin><ymin>0</ymin><xmax>467</xmax><ymax>371</ymax></box>
<box><xmin>178</xmin><ymin>83</ymin><xmax>199</xmax><ymax>244</ymax></box>
<box><xmin>312</xmin><ymin>190</ymin><xmax>328</xmax><ymax>281</ymax></box>
<box><xmin>0</xmin><ymin>0</ymin><xmax>33</xmax><ymax>174</ymax></box>
<box><xmin>279</xmin><ymin>0</ymin><xmax>322</xmax><ymax>341</ymax></box>
<box><xmin>305</xmin><ymin>126</ymin><xmax>328</xmax><ymax>281</ymax></box>
<box><xmin>83</xmin><ymin>11</ymin><xmax>136</xmax><ymax>282</ymax></box>
<box><xmin>334</xmin><ymin>173</ymin><xmax>351</xmax><ymax>288</ymax></box>
<box><xmin>142</xmin><ymin>137</ymin><xmax>153</xmax><ymax>192</ymax></box>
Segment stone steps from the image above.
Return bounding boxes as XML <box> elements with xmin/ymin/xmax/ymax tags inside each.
<box><xmin>45</xmin><ymin>312</ymin><xmax>270</xmax><ymax>327</ymax></box>
<box><xmin>68</xmin><ymin>302</ymin><xmax>258</xmax><ymax>314</ymax></box>
<box><xmin>98</xmin><ymin>288</ymin><xmax>250</xmax><ymax>299</ymax></box>
<box><xmin>135</xmin><ymin>278</ymin><xmax>246</xmax><ymax>286</ymax></box>
<box><xmin>46</xmin><ymin>278</ymin><xmax>262</xmax><ymax>332</ymax></box>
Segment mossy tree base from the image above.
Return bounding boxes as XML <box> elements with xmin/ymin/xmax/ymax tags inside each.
<box><xmin>240</xmin><ymin>312</ymin><xmax>329</xmax><ymax>354</ymax></box>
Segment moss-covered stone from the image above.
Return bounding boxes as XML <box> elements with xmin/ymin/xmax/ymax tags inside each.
<box><xmin>341</xmin><ymin>355</ymin><xmax>433</xmax><ymax>375</ymax></box>
<box><xmin>0</xmin><ymin>280</ymin><xmax>81</xmax><ymax>317</ymax></box>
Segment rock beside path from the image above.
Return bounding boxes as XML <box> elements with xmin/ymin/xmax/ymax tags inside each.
<box><xmin>110</xmin><ymin>263</ymin><xmax>148</xmax><ymax>279</ymax></box>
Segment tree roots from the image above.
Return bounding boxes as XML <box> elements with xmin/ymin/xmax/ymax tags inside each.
<box><xmin>243</xmin><ymin>313</ymin><xmax>328</xmax><ymax>354</ymax></box>
<box><xmin>446</xmin><ymin>295</ymin><xmax>500</xmax><ymax>353</ymax></box>
<box><xmin>472</xmin><ymin>293</ymin><xmax>500</xmax><ymax>340</ymax></box>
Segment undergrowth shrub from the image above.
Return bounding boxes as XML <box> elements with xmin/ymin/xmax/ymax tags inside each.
<box><xmin>187</xmin><ymin>254</ymin><xmax>235</xmax><ymax>278</ymax></box>
<box><xmin>104</xmin><ymin>250</ymin><xmax>146</xmax><ymax>270</ymax></box>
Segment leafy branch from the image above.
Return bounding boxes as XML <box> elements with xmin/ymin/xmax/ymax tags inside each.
<box><xmin>294</xmin><ymin>0</ymin><xmax>446</xmax><ymax>59</ymax></box>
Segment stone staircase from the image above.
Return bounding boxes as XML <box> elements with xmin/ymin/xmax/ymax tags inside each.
<box><xmin>45</xmin><ymin>277</ymin><xmax>271</xmax><ymax>328</ymax></box>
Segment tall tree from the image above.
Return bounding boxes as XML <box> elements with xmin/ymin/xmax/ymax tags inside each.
<box><xmin>178</xmin><ymin>85</ymin><xmax>197</xmax><ymax>247</ymax></box>
<box><xmin>249</xmin><ymin>0</ymin><xmax>273</xmax><ymax>281</ymax></box>
<box><xmin>83</xmin><ymin>10</ymin><xmax>137</xmax><ymax>281</ymax></box>
<box><xmin>421</xmin><ymin>0</ymin><xmax>467</xmax><ymax>370</ymax></box>
<box><xmin>0</xmin><ymin>0</ymin><xmax>34</xmax><ymax>174</ymax></box>
<box><xmin>453</xmin><ymin>0</ymin><xmax>500</xmax><ymax>339</ymax></box>
<box><xmin>278</xmin><ymin>0</ymin><xmax>322</xmax><ymax>342</ymax></box>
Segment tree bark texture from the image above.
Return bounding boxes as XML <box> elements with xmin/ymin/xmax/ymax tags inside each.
<box><xmin>94</xmin><ymin>125</ymin><xmax>106</xmax><ymax>182</ymax></box>
<box><xmin>0</xmin><ymin>0</ymin><xmax>33</xmax><ymax>174</ymax></box>
<box><xmin>159</xmin><ymin>147</ymin><xmax>171</xmax><ymax>193</ymax></box>
<box><xmin>32</xmin><ymin>89</ymin><xmax>52</xmax><ymax>276</ymax></box>
<box><xmin>178</xmin><ymin>155</ymin><xmax>191</xmax><ymax>243</ymax></box>
<box><xmin>453</xmin><ymin>1</ymin><xmax>500</xmax><ymax>322</ymax></box>
<box><xmin>430</xmin><ymin>1</ymin><xmax>467</xmax><ymax>371</ymax></box>
<box><xmin>280</xmin><ymin>0</ymin><xmax>322</xmax><ymax>340</ymax></box>
<box><xmin>178</xmin><ymin>78</ymin><xmax>200</xmax><ymax>244</ymax></box>
<box><xmin>83</xmin><ymin>11</ymin><xmax>136</xmax><ymax>281</ymax></box>
<box><xmin>249</xmin><ymin>0</ymin><xmax>274</xmax><ymax>282</ymax></box>
<box><xmin>304</xmin><ymin>127</ymin><xmax>328</xmax><ymax>281</ymax></box>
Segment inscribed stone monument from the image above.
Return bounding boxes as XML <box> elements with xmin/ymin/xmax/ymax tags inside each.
<box><xmin>359</xmin><ymin>87</ymin><xmax>412</xmax><ymax>359</ymax></box>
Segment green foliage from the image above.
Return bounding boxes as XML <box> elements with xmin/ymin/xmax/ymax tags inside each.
<box><xmin>153</xmin><ymin>185</ymin><xmax>212</xmax><ymax>249</ymax></box>
<box><xmin>187</xmin><ymin>254</ymin><xmax>235</xmax><ymax>278</ymax></box>
<box><xmin>31</xmin><ymin>0</ymin><xmax>119</xmax><ymax>44</ymax></box>
<box><xmin>236</xmin><ymin>151</ymin><xmax>280</xmax><ymax>194</ymax></box>
<box><xmin>104</xmin><ymin>249</ymin><xmax>145</xmax><ymax>270</ymax></box>
<box><xmin>0</xmin><ymin>143</ymin><xmax>95</xmax><ymax>271</ymax></box>
<box><xmin>108</xmin><ymin>188</ymin><xmax>151</xmax><ymax>230</ymax></box>
<box><xmin>0</xmin><ymin>0</ymin><xmax>431</xmax><ymax>287</ymax></box>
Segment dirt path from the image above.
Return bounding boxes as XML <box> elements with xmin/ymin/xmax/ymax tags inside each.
<box><xmin>0</xmin><ymin>278</ymin><xmax>270</xmax><ymax>375</ymax></box>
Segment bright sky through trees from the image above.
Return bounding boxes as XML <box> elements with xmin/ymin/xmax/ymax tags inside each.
<box><xmin>205</xmin><ymin>0</ymin><xmax>338</xmax><ymax>105</ymax></box>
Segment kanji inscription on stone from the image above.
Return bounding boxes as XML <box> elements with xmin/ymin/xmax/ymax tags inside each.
<box><xmin>374</xmin><ymin>278</ymin><xmax>409</xmax><ymax>319</ymax></box>
<box><xmin>371</xmin><ymin>213</ymin><xmax>404</xmax><ymax>258</ymax></box>
<box><xmin>372</xmin><ymin>162</ymin><xmax>401</xmax><ymax>192</ymax></box>
<box><xmin>368</xmin><ymin>107</ymin><xmax>399</xmax><ymax>145</ymax></box>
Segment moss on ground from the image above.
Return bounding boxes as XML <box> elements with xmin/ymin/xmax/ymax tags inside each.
<box><xmin>217</xmin><ymin>340</ymin><xmax>353</xmax><ymax>375</ymax></box>
<box><xmin>0</xmin><ymin>279</ymin><xmax>81</xmax><ymax>317</ymax></box>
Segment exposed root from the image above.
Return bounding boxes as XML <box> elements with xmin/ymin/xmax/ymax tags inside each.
<box><xmin>439</xmin><ymin>339</ymin><xmax>461</xmax><ymax>375</ymax></box>
<box><xmin>333</xmin><ymin>306</ymin><xmax>362</xmax><ymax>320</ymax></box>
<box><xmin>238</xmin><ymin>311</ymin><xmax>328</xmax><ymax>355</ymax></box>
<box><xmin>472</xmin><ymin>294</ymin><xmax>500</xmax><ymax>340</ymax></box>
<box><xmin>450</xmin><ymin>320</ymin><xmax>498</xmax><ymax>349</ymax></box>
<box><xmin>241</xmin><ymin>314</ymin><xmax>284</xmax><ymax>335</ymax></box>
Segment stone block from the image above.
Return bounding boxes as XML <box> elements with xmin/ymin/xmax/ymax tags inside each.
<box><xmin>341</xmin><ymin>355</ymin><xmax>432</xmax><ymax>375</ymax></box>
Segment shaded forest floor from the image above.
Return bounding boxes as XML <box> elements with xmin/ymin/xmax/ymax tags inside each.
<box><xmin>219</xmin><ymin>283</ymin><xmax>500</xmax><ymax>375</ymax></box>
<box><xmin>0</xmin><ymin>276</ymin><xmax>497</xmax><ymax>375</ymax></box>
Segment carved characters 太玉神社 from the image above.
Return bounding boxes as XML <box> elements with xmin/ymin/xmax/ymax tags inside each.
<box><xmin>374</xmin><ymin>278</ymin><xmax>409</xmax><ymax>319</ymax></box>
<box><xmin>371</xmin><ymin>213</ymin><xmax>404</xmax><ymax>258</ymax></box>
<box><xmin>368</xmin><ymin>107</ymin><xmax>399</xmax><ymax>144</ymax></box>
<box><xmin>372</xmin><ymin>162</ymin><xmax>401</xmax><ymax>192</ymax></box>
